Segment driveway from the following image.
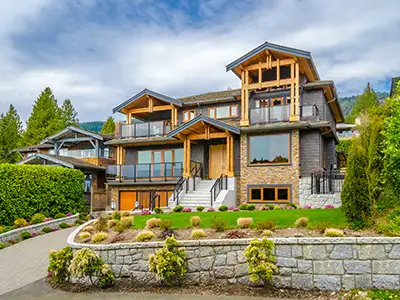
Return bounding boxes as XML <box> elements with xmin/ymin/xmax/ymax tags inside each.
<box><xmin>0</xmin><ymin>227</ymin><xmax>74</xmax><ymax>296</ymax></box>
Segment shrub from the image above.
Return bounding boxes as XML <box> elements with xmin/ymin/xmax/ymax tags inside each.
<box><xmin>149</xmin><ymin>236</ymin><xmax>186</xmax><ymax>286</ymax></box>
<box><xmin>160</xmin><ymin>229</ymin><xmax>178</xmax><ymax>240</ymax></box>
<box><xmin>136</xmin><ymin>230</ymin><xmax>155</xmax><ymax>242</ymax></box>
<box><xmin>159</xmin><ymin>219</ymin><xmax>173</xmax><ymax>231</ymax></box>
<box><xmin>295</xmin><ymin>217</ymin><xmax>309</xmax><ymax>228</ymax></box>
<box><xmin>0</xmin><ymin>242</ymin><xmax>6</xmax><ymax>250</ymax></box>
<box><xmin>224</xmin><ymin>229</ymin><xmax>247</xmax><ymax>239</ymax></box>
<box><xmin>93</xmin><ymin>215</ymin><xmax>108</xmax><ymax>232</ymax></box>
<box><xmin>21</xmin><ymin>231</ymin><xmax>31</xmax><ymax>239</ymax></box>
<box><xmin>256</xmin><ymin>220</ymin><xmax>276</xmax><ymax>231</ymax></box>
<box><xmin>154</xmin><ymin>207</ymin><xmax>164</xmax><ymax>214</ymax></box>
<box><xmin>146</xmin><ymin>218</ymin><xmax>161</xmax><ymax>229</ymax></box>
<box><xmin>121</xmin><ymin>211</ymin><xmax>131</xmax><ymax>217</ymax></box>
<box><xmin>107</xmin><ymin>219</ymin><xmax>118</xmax><ymax>228</ymax></box>
<box><xmin>190</xmin><ymin>216</ymin><xmax>201</xmax><ymax>227</ymax></box>
<box><xmin>243</xmin><ymin>238</ymin><xmax>277</xmax><ymax>284</ymax></box>
<box><xmin>247</xmin><ymin>204</ymin><xmax>256</xmax><ymax>211</ymax></box>
<box><xmin>286</xmin><ymin>203</ymin><xmax>297</xmax><ymax>209</ymax></box>
<box><xmin>79</xmin><ymin>232</ymin><xmax>91</xmax><ymax>241</ymax></box>
<box><xmin>237</xmin><ymin>218</ymin><xmax>253</xmax><ymax>229</ymax></box>
<box><xmin>31</xmin><ymin>213</ymin><xmax>45</xmax><ymax>225</ymax></box>
<box><xmin>111</xmin><ymin>211</ymin><xmax>121</xmax><ymax>220</ymax></box>
<box><xmin>0</xmin><ymin>225</ymin><xmax>13</xmax><ymax>234</ymax></box>
<box><xmin>304</xmin><ymin>205</ymin><xmax>312</xmax><ymax>209</ymax></box>
<box><xmin>68</xmin><ymin>248</ymin><xmax>115</xmax><ymax>288</ymax></box>
<box><xmin>378</xmin><ymin>216</ymin><xmax>400</xmax><ymax>237</ymax></box>
<box><xmin>207</xmin><ymin>207</ymin><xmax>215</xmax><ymax>212</ymax></box>
<box><xmin>66</xmin><ymin>212</ymin><xmax>73</xmax><ymax>217</ymax></box>
<box><xmin>92</xmin><ymin>232</ymin><xmax>108</xmax><ymax>244</ymax></box>
<box><xmin>182</xmin><ymin>207</ymin><xmax>192</xmax><ymax>213</ymax></box>
<box><xmin>14</xmin><ymin>218</ymin><xmax>27</xmax><ymax>228</ymax></box>
<box><xmin>239</xmin><ymin>204</ymin><xmax>248</xmax><ymax>210</ymax></box>
<box><xmin>173</xmin><ymin>206</ymin><xmax>184</xmax><ymax>212</ymax></box>
<box><xmin>196</xmin><ymin>206</ymin><xmax>204</xmax><ymax>212</ymax></box>
<box><xmin>48</xmin><ymin>246</ymin><xmax>73</xmax><ymax>282</ymax></box>
<box><xmin>42</xmin><ymin>227</ymin><xmax>52</xmax><ymax>233</ymax></box>
<box><xmin>120</xmin><ymin>216</ymin><xmax>133</xmax><ymax>228</ymax></box>
<box><xmin>284</xmin><ymin>205</ymin><xmax>294</xmax><ymax>210</ymax></box>
<box><xmin>59</xmin><ymin>222</ymin><xmax>69</xmax><ymax>229</ymax></box>
<box><xmin>262</xmin><ymin>230</ymin><xmax>273</xmax><ymax>237</ymax></box>
<box><xmin>191</xmin><ymin>229</ymin><xmax>207</xmax><ymax>239</ymax></box>
<box><xmin>324</xmin><ymin>204</ymin><xmax>334</xmax><ymax>209</ymax></box>
<box><xmin>140</xmin><ymin>210</ymin><xmax>151</xmax><ymax>215</ymax></box>
<box><xmin>55</xmin><ymin>213</ymin><xmax>66</xmax><ymax>219</ymax></box>
<box><xmin>218</xmin><ymin>205</ymin><xmax>228</xmax><ymax>212</ymax></box>
<box><xmin>82</xmin><ymin>226</ymin><xmax>94</xmax><ymax>232</ymax></box>
<box><xmin>273</xmin><ymin>206</ymin><xmax>281</xmax><ymax>210</ymax></box>
<box><xmin>44</xmin><ymin>217</ymin><xmax>53</xmax><ymax>222</ymax></box>
<box><xmin>211</xmin><ymin>217</ymin><xmax>227</xmax><ymax>232</ymax></box>
<box><xmin>74</xmin><ymin>219</ymin><xmax>83</xmax><ymax>225</ymax></box>
<box><xmin>388</xmin><ymin>208</ymin><xmax>400</xmax><ymax>221</ymax></box>
<box><xmin>0</xmin><ymin>164</ymin><xmax>85</xmax><ymax>227</ymax></box>
<box><xmin>259</xmin><ymin>205</ymin><xmax>273</xmax><ymax>211</ymax></box>
<box><xmin>324</xmin><ymin>228</ymin><xmax>344</xmax><ymax>237</ymax></box>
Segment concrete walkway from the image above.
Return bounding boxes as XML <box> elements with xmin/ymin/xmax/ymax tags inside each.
<box><xmin>0</xmin><ymin>279</ymin><xmax>285</xmax><ymax>300</ymax></box>
<box><xmin>0</xmin><ymin>227</ymin><xmax>74</xmax><ymax>296</ymax></box>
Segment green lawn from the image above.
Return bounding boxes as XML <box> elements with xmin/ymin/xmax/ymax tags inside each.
<box><xmin>132</xmin><ymin>208</ymin><xmax>347</xmax><ymax>229</ymax></box>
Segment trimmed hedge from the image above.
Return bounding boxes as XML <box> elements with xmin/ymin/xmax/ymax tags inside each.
<box><xmin>0</xmin><ymin>164</ymin><xmax>85</xmax><ymax>226</ymax></box>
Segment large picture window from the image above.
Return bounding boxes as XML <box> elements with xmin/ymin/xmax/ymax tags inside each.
<box><xmin>248</xmin><ymin>133</ymin><xmax>290</xmax><ymax>165</ymax></box>
<box><xmin>249</xmin><ymin>186</ymin><xmax>290</xmax><ymax>202</ymax></box>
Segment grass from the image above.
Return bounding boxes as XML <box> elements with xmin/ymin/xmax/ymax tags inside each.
<box><xmin>132</xmin><ymin>208</ymin><xmax>347</xmax><ymax>229</ymax></box>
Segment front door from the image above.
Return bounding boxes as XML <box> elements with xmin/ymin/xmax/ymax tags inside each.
<box><xmin>209</xmin><ymin>144</ymin><xmax>226</xmax><ymax>179</ymax></box>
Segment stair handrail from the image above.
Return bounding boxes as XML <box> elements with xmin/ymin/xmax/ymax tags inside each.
<box><xmin>150</xmin><ymin>193</ymin><xmax>161</xmax><ymax>211</ymax></box>
<box><xmin>190</xmin><ymin>161</ymin><xmax>203</xmax><ymax>191</ymax></box>
<box><xmin>173</xmin><ymin>176</ymin><xmax>186</xmax><ymax>206</ymax></box>
<box><xmin>209</xmin><ymin>174</ymin><xmax>228</xmax><ymax>207</ymax></box>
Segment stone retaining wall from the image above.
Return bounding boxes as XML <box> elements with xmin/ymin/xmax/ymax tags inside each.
<box><xmin>67</xmin><ymin>223</ymin><xmax>400</xmax><ymax>291</ymax></box>
<box><xmin>299</xmin><ymin>177</ymin><xmax>341</xmax><ymax>208</ymax></box>
<box><xmin>0</xmin><ymin>214</ymin><xmax>79</xmax><ymax>244</ymax></box>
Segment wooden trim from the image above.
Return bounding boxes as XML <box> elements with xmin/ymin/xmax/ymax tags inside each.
<box><xmin>244</xmin><ymin>58</ymin><xmax>295</xmax><ymax>71</ymax></box>
<box><xmin>188</xmin><ymin>132</ymin><xmax>228</xmax><ymax>140</ymax></box>
<box><xmin>249</xmin><ymin>186</ymin><xmax>290</xmax><ymax>203</ymax></box>
<box><xmin>182</xmin><ymin>110</ymin><xmax>195</xmax><ymax>122</ymax></box>
<box><xmin>208</xmin><ymin>105</ymin><xmax>238</xmax><ymax>119</ymax></box>
<box><xmin>153</xmin><ymin>105</ymin><xmax>172</xmax><ymax>111</ymax></box>
<box><xmin>247</xmin><ymin>78</ymin><xmax>292</xmax><ymax>90</ymax></box>
<box><xmin>248</xmin><ymin>133</ymin><xmax>291</xmax><ymax>166</ymax></box>
<box><xmin>230</xmin><ymin>104</ymin><xmax>238</xmax><ymax>117</ymax></box>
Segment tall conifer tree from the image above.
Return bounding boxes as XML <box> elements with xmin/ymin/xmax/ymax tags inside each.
<box><xmin>100</xmin><ymin>117</ymin><xmax>115</xmax><ymax>134</ymax></box>
<box><xmin>60</xmin><ymin>99</ymin><xmax>79</xmax><ymax>127</ymax></box>
<box><xmin>0</xmin><ymin>105</ymin><xmax>22</xmax><ymax>163</ymax></box>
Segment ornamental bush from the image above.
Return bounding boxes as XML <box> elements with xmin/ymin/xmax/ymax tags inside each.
<box><xmin>146</xmin><ymin>218</ymin><xmax>161</xmax><ymax>229</ymax></box>
<box><xmin>243</xmin><ymin>238</ymin><xmax>277</xmax><ymax>285</ymax></box>
<box><xmin>31</xmin><ymin>213</ymin><xmax>45</xmax><ymax>225</ymax></box>
<box><xmin>239</xmin><ymin>204</ymin><xmax>248</xmax><ymax>210</ymax></box>
<box><xmin>211</xmin><ymin>216</ymin><xmax>227</xmax><ymax>232</ymax></box>
<box><xmin>159</xmin><ymin>219</ymin><xmax>173</xmax><ymax>231</ymax></box>
<box><xmin>21</xmin><ymin>231</ymin><xmax>31</xmax><ymax>239</ymax></box>
<box><xmin>154</xmin><ymin>207</ymin><xmax>164</xmax><ymax>214</ymax></box>
<box><xmin>55</xmin><ymin>213</ymin><xmax>66</xmax><ymax>219</ymax></box>
<box><xmin>237</xmin><ymin>218</ymin><xmax>253</xmax><ymax>229</ymax></box>
<box><xmin>42</xmin><ymin>227</ymin><xmax>52</xmax><ymax>234</ymax></box>
<box><xmin>136</xmin><ymin>230</ymin><xmax>155</xmax><ymax>242</ymax></box>
<box><xmin>295</xmin><ymin>217</ymin><xmax>309</xmax><ymax>228</ymax></box>
<box><xmin>0</xmin><ymin>164</ymin><xmax>85</xmax><ymax>226</ymax></box>
<box><xmin>79</xmin><ymin>232</ymin><xmax>91</xmax><ymax>241</ymax></box>
<box><xmin>59</xmin><ymin>222</ymin><xmax>69</xmax><ymax>229</ymax></box>
<box><xmin>93</xmin><ymin>215</ymin><xmax>108</xmax><ymax>232</ymax></box>
<box><xmin>256</xmin><ymin>220</ymin><xmax>276</xmax><ymax>231</ymax></box>
<box><xmin>191</xmin><ymin>229</ymin><xmax>207</xmax><ymax>239</ymax></box>
<box><xmin>48</xmin><ymin>246</ymin><xmax>73</xmax><ymax>282</ymax></box>
<box><xmin>324</xmin><ymin>228</ymin><xmax>345</xmax><ymax>237</ymax></box>
<box><xmin>14</xmin><ymin>218</ymin><xmax>27</xmax><ymax>228</ymax></box>
<box><xmin>173</xmin><ymin>206</ymin><xmax>184</xmax><ymax>212</ymax></box>
<box><xmin>218</xmin><ymin>205</ymin><xmax>228</xmax><ymax>212</ymax></box>
<box><xmin>149</xmin><ymin>236</ymin><xmax>186</xmax><ymax>286</ymax></box>
<box><xmin>190</xmin><ymin>216</ymin><xmax>201</xmax><ymax>227</ymax></box>
<box><xmin>107</xmin><ymin>219</ymin><xmax>118</xmax><ymax>228</ymax></box>
<box><xmin>121</xmin><ymin>211</ymin><xmax>131</xmax><ymax>217</ymax></box>
<box><xmin>92</xmin><ymin>232</ymin><xmax>108</xmax><ymax>244</ymax></box>
<box><xmin>247</xmin><ymin>204</ymin><xmax>256</xmax><ymax>211</ymax></box>
<box><xmin>196</xmin><ymin>206</ymin><xmax>204</xmax><ymax>212</ymax></box>
<box><xmin>111</xmin><ymin>211</ymin><xmax>121</xmax><ymax>220</ymax></box>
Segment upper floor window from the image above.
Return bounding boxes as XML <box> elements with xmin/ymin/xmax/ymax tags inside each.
<box><xmin>255</xmin><ymin>96</ymin><xmax>289</xmax><ymax>108</ymax></box>
<box><xmin>208</xmin><ymin>105</ymin><xmax>238</xmax><ymax>119</ymax></box>
<box><xmin>248</xmin><ymin>133</ymin><xmax>290</xmax><ymax>165</ymax></box>
<box><xmin>183</xmin><ymin>110</ymin><xmax>195</xmax><ymax>122</ymax></box>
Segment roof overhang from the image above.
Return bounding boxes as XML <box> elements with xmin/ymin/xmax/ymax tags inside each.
<box><xmin>226</xmin><ymin>41</ymin><xmax>320</xmax><ymax>82</ymax></box>
<box><xmin>113</xmin><ymin>89</ymin><xmax>182</xmax><ymax>114</ymax></box>
<box><xmin>18</xmin><ymin>153</ymin><xmax>74</xmax><ymax>168</ymax></box>
<box><xmin>167</xmin><ymin>115</ymin><xmax>240</xmax><ymax>139</ymax></box>
<box><xmin>41</xmin><ymin>126</ymin><xmax>103</xmax><ymax>144</ymax></box>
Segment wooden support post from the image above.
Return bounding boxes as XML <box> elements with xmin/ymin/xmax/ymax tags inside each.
<box><xmin>183</xmin><ymin>139</ymin><xmax>188</xmax><ymax>177</ymax></box>
<box><xmin>277</xmin><ymin>59</ymin><xmax>280</xmax><ymax>87</ymax></box>
<box><xmin>289</xmin><ymin>63</ymin><xmax>296</xmax><ymax>121</ymax></box>
<box><xmin>148</xmin><ymin>96</ymin><xmax>153</xmax><ymax>113</ymax></box>
<box><xmin>258</xmin><ymin>62</ymin><xmax>262</xmax><ymax>88</ymax></box>
<box><xmin>240</xmin><ymin>70</ymin><xmax>250</xmax><ymax>126</ymax></box>
<box><xmin>226</xmin><ymin>136</ymin><xmax>230</xmax><ymax>176</ymax></box>
<box><xmin>295</xmin><ymin>62</ymin><xmax>300</xmax><ymax>118</ymax></box>
<box><xmin>187</xmin><ymin>139</ymin><xmax>191</xmax><ymax>178</ymax></box>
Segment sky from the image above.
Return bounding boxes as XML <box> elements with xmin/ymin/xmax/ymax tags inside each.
<box><xmin>0</xmin><ymin>0</ymin><xmax>399</xmax><ymax>123</ymax></box>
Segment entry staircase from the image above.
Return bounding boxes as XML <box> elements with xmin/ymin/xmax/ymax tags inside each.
<box><xmin>174</xmin><ymin>179</ymin><xmax>216</xmax><ymax>210</ymax></box>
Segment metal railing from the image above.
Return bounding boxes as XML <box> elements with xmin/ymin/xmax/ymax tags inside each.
<box><xmin>173</xmin><ymin>177</ymin><xmax>186</xmax><ymax>206</ymax></box>
<box><xmin>190</xmin><ymin>161</ymin><xmax>203</xmax><ymax>191</ymax></box>
<box><xmin>149</xmin><ymin>193</ymin><xmax>161</xmax><ymax>211</ymax></box>
<box><xmin>49</xmin><ymin>148</ymin><xmax>111</xmax><ymax>159</ymax></box>
<box><xmin>121</xmin><ymin>121</ymin><xmax>171</xmax><ymax>139</ymax></box>
<box><xmin>106</xmin><ymin>162</ymin><xmax>183</xmax><ymax>182</ymax></box>
<box><xmin>250</xmin><ymin>104</ymin><xmax>290</xmax><ymax>124</ymax></box>
<box><xmin>210</xmin><ymin>174</ymin><xmax>228</xmax><ymax>207</ymax></box>
<box><xmin>311</xmin><ymin>171</ymin><xmax>345</xmax><ymax>194</ymax></box>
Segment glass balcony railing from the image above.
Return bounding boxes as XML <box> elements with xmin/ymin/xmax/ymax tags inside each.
<box><xmin>250</xmin><ymin>105</ymin><xmax>290</xmax><ymax>124</ymax></box>
<box><xmin>106</xmin><ymin>162</ymin><xmax>183</xmax><ymax>181</ymax></box>
<box><xmin>121</xmin><ymin>121</ymin><xmax>171</xmax><ymax>139</ymax></box>
<box><xmin>48</xmin><ymin>149</ymin><xmax>111</xmax><ymax>159</ymax></box>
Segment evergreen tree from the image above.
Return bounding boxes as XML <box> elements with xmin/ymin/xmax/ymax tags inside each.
<box><xmin>22</xmin><ymin>87</ymin><xmax>63</xmax><ymax>146</ymax></box>
<box><xmin>346</xmin><ymin>83</ymin><xmax>379</xmax><ymax>123</ymax></box>
<box><xmin>0</xmin><ymin>105</ymin><xmax>22</xmax><ymax>163</ymax></box>
<box><xmin>60</xmin><ymin>99</ymin><xmax>78</xmax><ymax>127</ymax></box>
<box><xmin>100</xmin><ymin>117</ymin><xmax>115</xmax><ymax>134</ymax></box>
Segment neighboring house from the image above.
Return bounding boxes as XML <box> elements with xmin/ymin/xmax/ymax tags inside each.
<box><xmin>15</xmin><ymin>126</ymin><xmax>116</xmax><ymax>210</ymax></box>
<box><xmin>105</xmin><ymin>41</ymin><xmax>344</xmax><ymax>211</ymax></box>
<box><xmin>336</xmin><ymin>123</ymin><xmax>356</xmax><ymax>140</ymax></box>
<box><xmin>390</xmin><ymin>76</ymin><xmax>400</xmax><ymax>97</ymax></box>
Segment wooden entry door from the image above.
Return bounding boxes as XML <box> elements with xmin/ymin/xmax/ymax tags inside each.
<box><xmin>120</xmin><ymin>191</ymin><xmax>136</xmax><ymax>211</ymax></box>
<box><xmin>209</xmin><ymin>145</ymin><xmax>226</xmax><ymax>179</ymax></box>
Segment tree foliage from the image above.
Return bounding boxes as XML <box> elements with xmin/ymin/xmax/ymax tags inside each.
<box><xmin>60</xmin><ymin>99</ymin><xmax>79</xmax><ymax>128</ymax></box>
<box><xmin>100</xmin><ymin>117</ymin><xmax>115</xmax><ymax>134</ymax></box>
<box><xmin>345</xmin><ymin>83</ymin><xmax>379</xmax><ymax>123</ymax></box>
<box><xmin>0</xmin><ymin>105</ymin><xmax>22</xmax><ymax>163</ymax></box>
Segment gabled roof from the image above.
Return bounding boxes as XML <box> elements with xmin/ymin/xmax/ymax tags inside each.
<box><xmin>167</xmin><ymin>114</ymin><xmax>240</xmax><ymax>139</ymax></box>
<box><xmin>391</xmin><ymin>76</ymin><xmax>400</xmax><ymax>97</ymax></box>
<box><xmin>13</xmin><ymin>143</ymin><xmax>53</xmax><ymax>153</ymax></box>
<box><xmin>113</xmin><ymin>89</ymin><xmax>182</xmax><ymax>114</ymax></box>
<box><xmin>17</xmin><ymin>153</ymin><xmax>105</xmax><ymax>170</ymax></box>
<box><xmin>41</xmin><ymin>126</ymin><xmax>103</xmax><ymax>144</ymax></box>
<box><xmin>178</xmin><ymin>89</ymin><xmax>241</xmax><ymax>105</ymax></box>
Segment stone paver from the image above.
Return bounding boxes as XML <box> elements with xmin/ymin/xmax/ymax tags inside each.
<box><xmin>0</xmin><ymin>279</ymin><xmax>285</xmax><ymax>300</ymax></box>
<box><xmin>0</xmin><ymin>227</ymin><xmax>74</xmax><ymax>296</ymax></box>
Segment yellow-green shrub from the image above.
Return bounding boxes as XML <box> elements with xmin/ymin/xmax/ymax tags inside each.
<box><xmin>295</xmin><ymin>217</ymin><xmax>309</xmax><ymax>228</ymax></box>
<box><xmin>324</xmin><ymin>228</ymin><xmax>344</xmax><ymax>237</ymax></box>
<box><xmin>93</xmin><ymin>215</ymin><xmax>108</xmax><ymax>232</ymax></box>
<box><xmin>136</xmin><ymin>230</ymin><xmax>155</xmax><ymax>242</ymax></box>
<box><xmin>14</xmin><ymin>218</ymin><xmax>27</xmax><ymax>228</ymax></box>
<box><xmin>82</xmin><ymin>226</ymin><xmax>94</xmax><ymax>232</ymax></box>
<box><xmin>237</xmin><ymin>218</ymin><xmax>253</xmax><ymax>229</ymax></box>
<box><xmin>121</xmin><ymin>211</ymin><xmax>131</xmax><ymax>217</ymax></box>
<box><xmin>120</xmin><ymin>217</ymin><xmax>133</xmax><ymax>228</ymax></box>
<box><xmin>190</xmin><ymin>216</ymin><xmax>201</xmax><ymax>227</ymax></box>
<box><xmin>79</xmin><ymin>232</ymin><xmax>90</xmax><ymax>240</ymax></box>
<box><xmin>146</xmin><ymin>218</ymin><xmax>161</xmax><ymax>229</ymax></box>
<box><xmin>191</xmin><ymin>229</ymin><xmax>207</xmax><ymax>239</ymax></box>
<box><xmin>262</xmin><ymin>230</ymin><xmax>273</xmax><ymax>237</ymax></box>
<box><xmin>108</xmin><ymin>219</ymin><xmax>118</xmax><ymax>228</ymax></box>
<box><xmin>92</xmin><ymin>232</ymin><xmax>108</xmax><ymax>244</ymax></box>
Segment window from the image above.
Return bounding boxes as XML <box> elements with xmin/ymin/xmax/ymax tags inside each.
<box><xmin>183</xmin><ymin>110</ymin><xmax>195</xmax><ymax>122</ymax></box>
<box><xmin>248</xmin><ymin>133</ymin><xmax>290</xmax><ymax>165</ymax></box>
<box><xmin>208</xmin><ymin>105</ymin><xmax>238</xmax><ymax>119</ymax></box>
<box><xmin>249</xmin><ymin>186</ymin><xmax>290</xmax><ymax>202</ymax></box>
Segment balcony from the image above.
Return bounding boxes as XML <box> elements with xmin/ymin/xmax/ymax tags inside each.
<box><xmin>121</xmin><ymin>121</ymin><xmax>171</xmax><ymax>139</ymax></box>
<box><xmin>250</xmin><ymin>104</ymin><xmax>290</xmax><ymax>124</ymax></box>
<box><xmin>49</xmin><ymin>149</ymin><xmax>111</xmax><ymax>159</ymax></box>
<box><xmin>106</xmin><ymin>162</ymin><xmax>183</xmax><ymax>182</ymax></box>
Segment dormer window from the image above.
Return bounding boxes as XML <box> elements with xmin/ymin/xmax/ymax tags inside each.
<box><xmin>183</xmin><ymin>110</ymin><xmax>195</xmax><ymax>122</ymax></box>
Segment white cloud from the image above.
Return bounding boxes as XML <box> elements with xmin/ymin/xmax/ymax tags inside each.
<box><xmin>0</xmin><ymin>0</ymin><xmax>399</xmax><ymax>122</ymax></box>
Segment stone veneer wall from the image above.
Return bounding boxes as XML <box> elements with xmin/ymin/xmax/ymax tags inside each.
<box><xmin>299</xmin><ymin>177</ymin><xmax>341</xmax><ymax>208</ymax></box>
<box><xmin>68</xmin><ymin>223</ymin><xmax>400</xmax><ymax>291</ymax></box>
<box><xmin>239</xmin><ymin>130</ymin><xmax>300</xmax><ymax>204</ymax></box>
<box><xmin>0</xmin><ymin>214</ymin><xmax>79</xmax><ymax>244</ymax></box>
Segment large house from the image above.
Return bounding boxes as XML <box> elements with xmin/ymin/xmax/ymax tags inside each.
<box><xmin>104</xmin><ymin>42</ymin><xmax>344</xmax><ymax>211</ymax></box>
